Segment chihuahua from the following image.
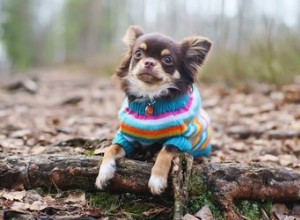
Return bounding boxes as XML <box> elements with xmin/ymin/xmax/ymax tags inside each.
<box><xmin>95</xmin><ymin>26</ymin><xmax>212</xmax><ymax>195</ymax></box>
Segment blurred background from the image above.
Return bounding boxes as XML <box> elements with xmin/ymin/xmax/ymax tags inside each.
<box><xmin>0</xmin><ymin>0</ymin><xmax>299</xmax><ymax>87</ymax></box>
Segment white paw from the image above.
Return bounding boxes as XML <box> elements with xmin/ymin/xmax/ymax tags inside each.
<box><xmin>95</xmin><ymin>160</ymin><xmax>116</xmax><ymax>189</ymax></box>
<box><xmin>148</xmin><ymin>175</ymin><xmax>168</xmax><ymax>195</ymax></box>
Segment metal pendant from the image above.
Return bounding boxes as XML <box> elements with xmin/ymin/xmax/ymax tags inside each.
<box><xmin>145</xmin><ymin>103</ymin><xmax>154</xmax><ymax>116</ymax></box>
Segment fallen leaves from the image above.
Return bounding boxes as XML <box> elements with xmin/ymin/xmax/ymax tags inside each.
<box><xmin>65</xmin><ymin>192</ymin><xmax>86</xmax><ymax>205</ymax></box>
<box><xmin>194</xmin><ymin>205</ymin><xmax>214</xmax><ymax>220</ymax></box>
<box><xmin>271</xmin><ymin>203</ymin><xmax>300</xmax><ymax>220</ymax></box>
<box><xmin>0</xmin><ymin>189</ymin><xmax>98</xmax><ymax>218</ymax></box>
<box><xmin>2</xmin><ymin>190</ymin><xmax>26</xmax><ymax>201</ymax></box>
<box><xmin>258</xmin><ymin>154</ymin><xmax>279</xmax><ymax>163</ymax></box>
<box><xmin>278</xmin><ymin>154</ymin><xmax>299</xmax><ymax>167</ymax></box>
<box><xmin>206</xmin><ymin>84</ymin><xmax>300</xmax><ymax>169</ymax></box>
<box><xmin>0</xmin><ymin>71</ymin><xmax>300</xmax><ymax>219</ymax></box>
<box><xmin>183</xmin><ymin>205</ymin><xmax>214</xmax><ymax>220</ymax></box>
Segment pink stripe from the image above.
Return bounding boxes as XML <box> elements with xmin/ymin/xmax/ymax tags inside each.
<box><xmin>200</xmin><ymin>114</ymin><xmax>208</xmax><ymax>128</ymax></box>
<box><xmin>125</xmin><ymin>95</ymin><xmax>194</xmax><ymax>120</ymax></box>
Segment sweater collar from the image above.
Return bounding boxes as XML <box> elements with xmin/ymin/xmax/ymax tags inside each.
<box><xmin>127</xmin><ymin>91</ymin><xmax>191</xmax><ymax>115</ymax></box>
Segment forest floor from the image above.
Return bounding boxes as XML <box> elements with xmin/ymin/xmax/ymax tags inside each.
<box><xmin>0</xmin><ymin>69</ymin><xmax>299</xmax><ymax>219</ymax></box>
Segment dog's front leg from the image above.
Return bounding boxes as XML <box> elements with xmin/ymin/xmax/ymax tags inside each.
<box><xmin>95</xmin><ymin>144</ymin><xmax>125</xmax><ymax>189</ymax></box>
<box><xmin>148</xmin><ymin>145</ymin><xmax>179</xmax><ymax>195</ymax></box>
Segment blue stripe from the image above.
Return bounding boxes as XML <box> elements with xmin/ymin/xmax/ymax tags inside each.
<box><xmin>191</xmin><ymin>129</ymin><xmax>208</xmax><ymax>151</ymax></box>
<box><xmin>191</xmin><ymin>144</ymin><xmax>212</xmax><ymax>157</ymax></box>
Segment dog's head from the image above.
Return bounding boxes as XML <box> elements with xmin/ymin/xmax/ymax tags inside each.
<box><xmin>116</xmin><ymin>26</ymin><xmax>212</xmax><ymax>101</ymax></box>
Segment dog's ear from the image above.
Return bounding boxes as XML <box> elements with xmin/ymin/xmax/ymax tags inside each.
<box><xmin>181</xmin><ymin>36</ymin><xmax>212</xmax><ymax>71</ymax></box>
<box><xmin>122</xmin><ymin>26</ymin><xmax>144</xmax><ymax>48</ymax></box>
<box><xmin>116</xmin><ymin>26</ymin><xmax>144</xmax><ymax>79</ymax></box>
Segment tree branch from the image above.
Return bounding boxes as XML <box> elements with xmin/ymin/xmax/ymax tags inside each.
<box><xmin>1</xmin><ymin>154</ymin><xmax>300</xmax><ymax>219</ymax></box>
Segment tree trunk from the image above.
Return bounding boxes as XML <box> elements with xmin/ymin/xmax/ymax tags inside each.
<box><xmin>1</xmin><ymin>154</ymin><xmax>300</xmax><ymax>219</ymax></box>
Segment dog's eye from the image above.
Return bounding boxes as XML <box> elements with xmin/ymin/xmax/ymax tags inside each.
<box><xmin>161</xmin><ymin>56</ymin><xmax>174</xmax><ymax>66</ymax></box>
<box><xmin>134</xmin><ymin>49</ymin><xmax>143</xmax><ymax>59</ymax></box>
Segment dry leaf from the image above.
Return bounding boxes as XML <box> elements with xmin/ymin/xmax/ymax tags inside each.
<box><xmin>9</xmin><ymin>129</ymin><xmax>32</xmax><ymax>138</ymax></box>
<box><xmin>194</xmin><ymin>205</ymin><xmax>214</xmax><ymax>220</ymax></box>
<box><xmin>30</xmin><ymin>146</ymin><xmax>46</xmax><ymax>155</ymax></box>
<box><xmin>29</xmin><ymin>201</ymin><xmax>47</xmax><ymax>211</ymax></box>
<box><xmin>182</xmin><ymin>213</ymin><xmax>198</xmax><ymax>220</ymax></box>
<box><xmin>229</xmin><ymin>142</ymin><xmax>247</xmax><ymax>152</ymax></box>
<box><xmin>65</xmin><ymin>191</ymin><xmax>86</xmax><ymax>205</ymax></box>
<box><xmin>258</xmin><ymin>154</ymin><xmax>279</xmax><ymax>162</ymax></box>
<box><xmin>2</xmin><ymin>191</ymin><xmax>26</xmax><ymax>201</ymax></box>
<box><xmin>24</xmin><ymin>190</ymin><xmax>43</xmax><ymax>203</ymax></box>
<box><xmin>271</xmin><ymin>203</ymin><xmax>289</xmax><ymax>216</ymax></box>
<box><xmin>86</xmin><ymin>208</ymin><xmax>102</xmax><ymax>218</ymax></box>
<box><xmin>279</xmin><ymin>154</ymin><xmax>298</xmax><ymax>166</ymax></box>
<box><xmin>10</xmin><ymin>201</ymin><xmax>31</xmax><ymax>213</ymax></box>
<box><xmin>0</xmin><ymin>189</ymin><xmax>7</xmax><ymax>197</ymax></box>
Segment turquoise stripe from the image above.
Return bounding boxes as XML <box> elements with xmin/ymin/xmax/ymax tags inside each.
<box><xmin>119</xmin><ymin>97</ymin><xmax>200</xmax><ymax>132</ymax></box>
<box><xmin>121</xmin><ymin>116</ymin><xmax>184</xmax><ymax>131</ymax></box>
<box><xmin>128</xmin><ymin>93</ymin><xmax>190</xmax><ymax>115</ymax></box>
<box><xmin>121</xmin><ymin>132</ymin><xmax>161</xmax><ymax>142</ymax></box>
<box><xmin>191</xmin><ymin>144</ymin><xmax>212</xmax><ymax>157</ymax></box>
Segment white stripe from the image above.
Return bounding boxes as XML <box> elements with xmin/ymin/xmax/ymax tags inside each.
<box><xmin>197</xmin><ymin>114</ymin><xmax>208</xmax><ymax>131</ymax></box>
<box><xmin>123</xmin><ymin>135</ymin><xmax>135</xmax><ymax>142</ymax></box>
<box><xmin>200</xmin><ymin>108</ymin><xmax>211</xmax><ymax>124</ymax></box>
<box><xmin>123</xmin><ymin>134</ymin><xmax>155</xmax><ymax>146</ymax></box>
<box><xmin>184</xmin><ymin>123</ymin><xmax>196</xmax><ymax>137</ymax></box>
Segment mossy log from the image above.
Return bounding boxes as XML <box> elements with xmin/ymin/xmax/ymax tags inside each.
<box><xmin>1</xmin><ymin>154</ymin><xmax>300</xmax><ymax>219</ymax></box>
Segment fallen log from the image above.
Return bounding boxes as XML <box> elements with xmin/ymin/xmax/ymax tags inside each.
<box><xmin>1</xmin><ymin>154</ymin><xmax>300</xmax><ymax>219</ymax></box>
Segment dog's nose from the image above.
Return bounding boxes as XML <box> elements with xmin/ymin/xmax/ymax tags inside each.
<box><xmin>144</xmin><ymin>59</ymin><xmax>156</xmax><ymax>69</ymax></box>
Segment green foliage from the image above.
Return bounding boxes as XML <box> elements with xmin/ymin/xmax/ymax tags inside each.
<box><xmin>188</xmin><ymin>173</ymin><xmax>273</xmax><ymax>219</ymax></box>
<box><xmin>84</xmin><ymin>149</ymin><xmax>95</xmax><ymax>156</ymax></box>
<box><xmin>88</xmin><ymin>192</ymin><xmax>173</xmax><ymax>219</ymax></box>
<box><xmin>1</xmin><ymin>0</ymin><xmax>34</xmax><ymax>70</ymax></box>
<box><xmin>235</xmin><ymin>200</ymin><xmax>260</xmax><ymax>219</ymax></box>
<box><xmin>35</xmin><ymin>187</ymin><xmax>47</xmax><ymax>196</ymax></box>
<box><xmin>188</xmin><ymin>173</ymin><xmax>223</xmax><ymax>219</ymax></box>
<box><xmin>63</xmin><ymin>0</ymin><xmax>87</xmax><ymax>60</ymax></box>
<box><xmin>89</xmin><ymin>192</ymin><xmax>120</xmax><ymax>213</ymax></box>
<box><xmin>234</xmin><ymin>200</ymin><xmax>272</xmax><ymax>220</ymax></box>
<box><xmin>202</xmin><ymin>28</ymin><xmax>300</xmax><ymax>87</ymax></box>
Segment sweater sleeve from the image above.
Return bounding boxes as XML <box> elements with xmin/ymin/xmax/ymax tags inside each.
<box><xmin>163</xmin><ymin>136</ymin><xmax>192</xmax><ymax>153</ymax></box>
<box><xmin>112</xmin><ymin>131</ymin><xmax>135</xmax><ymax>156</ymax></box>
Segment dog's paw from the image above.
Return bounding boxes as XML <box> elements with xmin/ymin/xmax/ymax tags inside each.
<box><xmin>148</xmin><ymin>175</ymin><xmax>168</xmax><ymax>195</ymax></box>
<box><xmin>95</xmin><ymin>160</ymin><xmax>116</xmax><ymax>189</ymax></box>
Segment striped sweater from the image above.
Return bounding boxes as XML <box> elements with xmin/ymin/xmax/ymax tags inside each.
<box><xmin>113</xmin><ymin>86</ymin><xmax>212</xmax><ymax>157</ymax></box>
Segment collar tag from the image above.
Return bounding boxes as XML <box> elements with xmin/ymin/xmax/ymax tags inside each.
<box><xmin>145</xmin><ymin>103</ymin><xmax>154</xmax><ymax>116</ymax></box>
<box><xmin>145</xmin><ymin>100</ymin><xmax>155</xmax><ymax>116</ymax></box>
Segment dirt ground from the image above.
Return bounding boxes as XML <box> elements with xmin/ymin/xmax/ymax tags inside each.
<box><xmin>0</xmin><ymin>69</ymin><xmax>299</xmax><ymax>219</ymax></box>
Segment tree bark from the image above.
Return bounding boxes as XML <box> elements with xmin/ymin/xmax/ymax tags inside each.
<box><xmin>172</xmin><ymin>154</ymin><xmax>193</xmax><ymax>220</ymax></box>
<box><xmin>1</xmin><ymin>154</ymin><xmax>300</xmax><ymax>219</ymax></box>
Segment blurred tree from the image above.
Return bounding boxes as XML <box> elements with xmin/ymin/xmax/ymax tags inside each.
<box><xmin>1</xmin><ymin>0</ymin><xmax>34</xmax><ymax>70</ymax></box>
<box><xmin>64</xmin><ymin>0</ymin><xmax>104</xmax><ymax>61</ymax></box>
<box><xmin>0</xmin><ymin>0</ymin><xmax>299</xmax><ymax>86</ymax></box>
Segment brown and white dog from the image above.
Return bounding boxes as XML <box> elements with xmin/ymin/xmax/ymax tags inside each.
<box><xmin>95</xmin><ymin>26</ymin><xmax>212</xmax><ymax>195</ymax></box>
